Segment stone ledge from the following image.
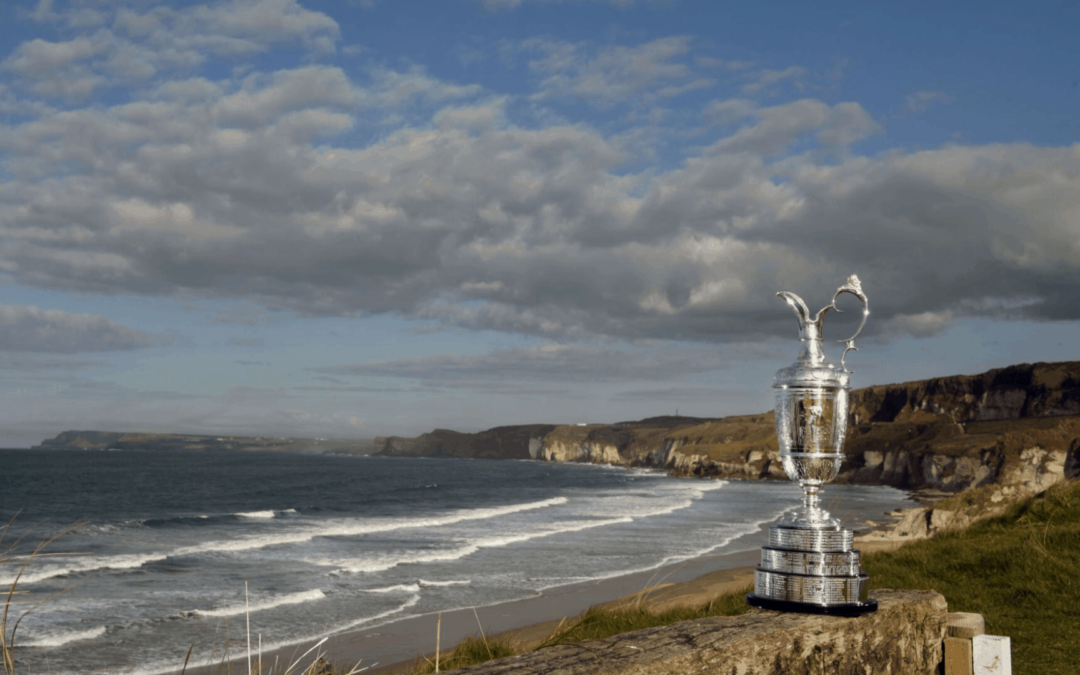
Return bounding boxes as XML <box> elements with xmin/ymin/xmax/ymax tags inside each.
<box><xmin>448</xmin><ymin>589</ymin><xmax>946</xmax><ymax>675</ymax></box>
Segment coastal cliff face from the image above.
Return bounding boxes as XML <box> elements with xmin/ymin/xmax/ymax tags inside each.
<box><xmin>373</xmin><ymin>361</ymin><xmax>1080</xmax><ymax>497</ymax></box>
<box><xmin>373</xmin><ymin>425</ymin><xmax>558</xmax><ymax>460</ymax></box>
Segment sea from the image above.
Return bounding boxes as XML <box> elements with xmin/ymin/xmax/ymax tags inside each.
<box><xmin>0</xmin><ymin>450</ymin><xmax>915</xmax><ymax>675</ymax></box>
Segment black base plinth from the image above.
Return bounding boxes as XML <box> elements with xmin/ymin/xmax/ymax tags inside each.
<box><xmin>746</xmin><ymin>593</ymin><xmax>878</xmax><ymax>617</ymax></box>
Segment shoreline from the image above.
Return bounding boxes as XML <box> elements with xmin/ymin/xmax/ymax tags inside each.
<box><xmin>177</xmin><ymin>483</ymin><xmax>918</xmax><ymax>675</ymax></box>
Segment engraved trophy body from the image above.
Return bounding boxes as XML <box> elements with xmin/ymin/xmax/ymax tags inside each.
<box><xmin>746</xmin><ymin>275</ymin><xmax>877</xmax><ymax>616</ymax></box>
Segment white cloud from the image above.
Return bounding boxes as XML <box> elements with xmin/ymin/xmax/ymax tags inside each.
<box><xmin>0</xmin><ymin>305</ymin><xmax>171</xmax><ymax>352</ymax></box>
<box><xmin>1</xmin><ymin>0</ymin><xmax>340</xmax><ymax>100</ymax></box>
<box><xmin>714</xmin><ymin>98</ymin><xmax>879</xmax><ymax>156</ymax></box>
<box><xmin>522</xmin><ymin>36</ymin><xmax>711</xmax><ymax>106</ymax></box>
<box><xmin>703</xmin><ymin>98</ymin><xmax>756</xmax><ymax>126</ymax></box>
<box><xmin>214</xmin><ymin>66</ymin><xmax>360</xmax><ymax>127</ymax></box>
<box><xmin>2</xmin><ymin>35</ymin><xmax>106</xmax><ymax>77</ymax></box>
<box><xmin>368</xmin><ymin>65</ymin><xmax>484</xmax><ymax>106</ymax></box>
<box><xmin>874</xmin><ymin>311</ymin><xmax>955</xmax><ymax>341</ymax></box>
<box><xmin>741</xmin><ymin>65</ymin><xmax>805</xmax><ymax>95</ymax></box>
<box><xmin>906</xmin><ymin>90</ymin><xmax>953</xmax><ymax>113</ymax></box>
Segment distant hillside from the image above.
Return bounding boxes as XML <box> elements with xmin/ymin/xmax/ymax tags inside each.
<box><xmin>30</xmin><ymin>430</ymin><xmax>376</xmax><ymax>455</ymax></box>
<box><xmin>374</xmin><ymin>361</ymin><xmax>1080</xmax><ymax>495</ymax></box>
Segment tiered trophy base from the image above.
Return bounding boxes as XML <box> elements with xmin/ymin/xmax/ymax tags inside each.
<box><xmin>746</xmin><ymin>523</ymin><xmax>878</xmax><ymax>617</ymax></box>
<box><xmin>745</xmin><ymin>594</ymin><xmax>878</xmax><ymax>617</ymax></box>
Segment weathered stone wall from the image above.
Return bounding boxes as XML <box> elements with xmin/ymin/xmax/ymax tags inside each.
<box><xmin>445</xmin><ymin>589</ymin><xmax>946</xmax><ymax>675</ymax></box>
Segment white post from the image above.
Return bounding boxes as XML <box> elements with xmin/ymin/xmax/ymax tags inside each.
<box><xmin>972</xmin><ymin>635</ymin><xmax>1011</xmax><ymax>674</ymax></box>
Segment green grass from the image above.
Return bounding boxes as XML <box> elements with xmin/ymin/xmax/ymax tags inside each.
<box><xmin>413</xmin><ymin>635</ymin><xmax>519</xmax><ymax>674</ymax></box>
<box><xmin>535</xmin><ymin>587</ymin><xmax>751</xmax><ymax>648</ymax></box>
<box><xmin>864</xmin><ymin>479</ymin><xmax>1080</xmax><ymax>674</ymax></box>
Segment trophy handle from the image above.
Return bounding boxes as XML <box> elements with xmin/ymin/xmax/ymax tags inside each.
<box><xmin>828</xmin><ymin>275</ymin><xmax>869</xmax><ymax>372</ymax></box>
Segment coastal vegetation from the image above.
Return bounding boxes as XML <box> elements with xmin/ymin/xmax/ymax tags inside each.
<box><xmin>865</xmin><ymin>478</ymin><xmax>1080</xmax><ymax>674</ymax></box>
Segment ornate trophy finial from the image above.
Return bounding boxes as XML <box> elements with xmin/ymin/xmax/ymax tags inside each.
<box><xmin>746</xmin><ymin>275</ymin><xmax>878</xmax><ymax>616</ymax></box>
<box><xmin>777</xmin><ymin>274</ymin><xmax>869</xmax><ymax>372</ymax></box>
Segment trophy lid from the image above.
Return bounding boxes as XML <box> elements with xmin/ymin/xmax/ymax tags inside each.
<box><xmin>772</xmin><ymin>275</ymin><xmax>868</xmax><ymax>390</ymax></box>
<box><xmin>773</xmin><ymin>360</ymin><xmax>850</xmax><ymax>389</ymax></box>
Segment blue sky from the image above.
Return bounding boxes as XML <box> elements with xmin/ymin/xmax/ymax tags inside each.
<box><xmin>0</xmin><ymin>0</ymin><xmax>1078</xmax><ymax>447</ymax></box>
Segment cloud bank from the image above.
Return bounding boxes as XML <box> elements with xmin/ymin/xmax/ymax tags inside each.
<box><xmin>2</xmin><ymin>0</ymin><xmax>1078</xmax><ymax>352</ymax></box>
<box><xmin>0</xmin><ymin>305</ymin><xmax>170</xmax><ymax>353</ymax></box>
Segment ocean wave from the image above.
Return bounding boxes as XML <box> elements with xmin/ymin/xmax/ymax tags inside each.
<box><xmin>329</xmin><ymin>516</ymin><xmax>634</xmax><ymax>575</ymax></box>
<box><xmin>143</xmin><ymin>508</ymin><xmax>299</xmax><ymax>528</ymax></box>
<box><xmin>5</xmin><ymin>497</ymin><xmax>568</xmax><ymax>586</ymax></box>
<box><xmin>190</xmin><ymin>589</ymin><xmax>326</xmax><ymax>618</ymax></box>
<box><xmin>360</xmin><ymin>579</ymin><xmax>471</xmax><ymax>594</ymax></box>
<box><xmin>236</xmin><ymin>510</ymin><xmax>276</xmax><ymax>519</ymax></box>
<box><xmin>19</xmin><ymin>625</ymin><xmax>106</xmax><ymax>648</ymax></box>
<box><xmin>575</xmin><ymin>479</ymin><xmax>726</xmax><ymax>521</ymax></box>
<box><xmin>171</xmin><ymin>496</ymin><xmax>569</xmax><ymax>558</ymax></box>
<box><xmin>236</xmin><ymin>508</ymin><xmax>297</xmax><ymax>518</ymax></box>
<box><xmin>0</xmin><ymin>552</ymin><xmax>169</xmax><ymax>586</ymax></box>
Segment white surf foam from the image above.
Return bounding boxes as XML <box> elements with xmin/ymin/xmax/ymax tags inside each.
<box><xmin>330</xmin><ymin>516</ymin><xmax>634</xmax><ymax>575</ymax></box>
<box><xmin>359</xmin><ymin>579</ymin><xmax>470</xmax><ymax>594</ymax></box>
<box><xmin>192</xmin><ymin>589</ymin><xmax>326</xmax><ymax>618</ymax></box>
<box><xmin>575</xmin><ymin>478</ymin><xmax>727</xmax><ymax>521</ymax></box>
<box><xmin>361</xmin><ymin>583</ymin><xmax>421</xmax><ymax>594</ymax></box>
<box><xmin>19</xmin><ymin>625</ymin><xmax>106</xmax><ymax>648</ymax></box>
<box><xmin>0</xmin><ymin>552</ymin><xmax>168</xmax><ymax>586</ymax></box>
<box><xmin>236</xmin><ymin>510</ymin><xmax>275</xmax><ymax>519</ymax></box>
<box><xmin>173</xmin><ymin>496</ymin><xmax>570</xmax><ymax>558</ymax></box>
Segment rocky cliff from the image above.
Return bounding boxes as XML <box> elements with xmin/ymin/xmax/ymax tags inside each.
<box><xmin>374</xmin><ymin>424</ymin><xmax>558</xmax><ymax>460</ymax></box>
<box><xmin>374</xmin><ymin>361</ymin><xmax>1080</xmax><ymax>496</ymax></box>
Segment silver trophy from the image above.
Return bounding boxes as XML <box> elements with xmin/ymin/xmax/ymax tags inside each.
<box><xmin>746</xmin><ymin>275</ymin><xmax>877</xmax><ymax>616</ymax></box>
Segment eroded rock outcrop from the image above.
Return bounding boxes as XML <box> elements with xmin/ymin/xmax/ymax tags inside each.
<box><xmin>857</xmin><ymin>445</ymin><xmax>1069</xmax><ymax>544</ymax></box>
<box><xmin>850</xmin><ymin>361</ymin><xmax>1080</xmax><ymax>425</ymax></box>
